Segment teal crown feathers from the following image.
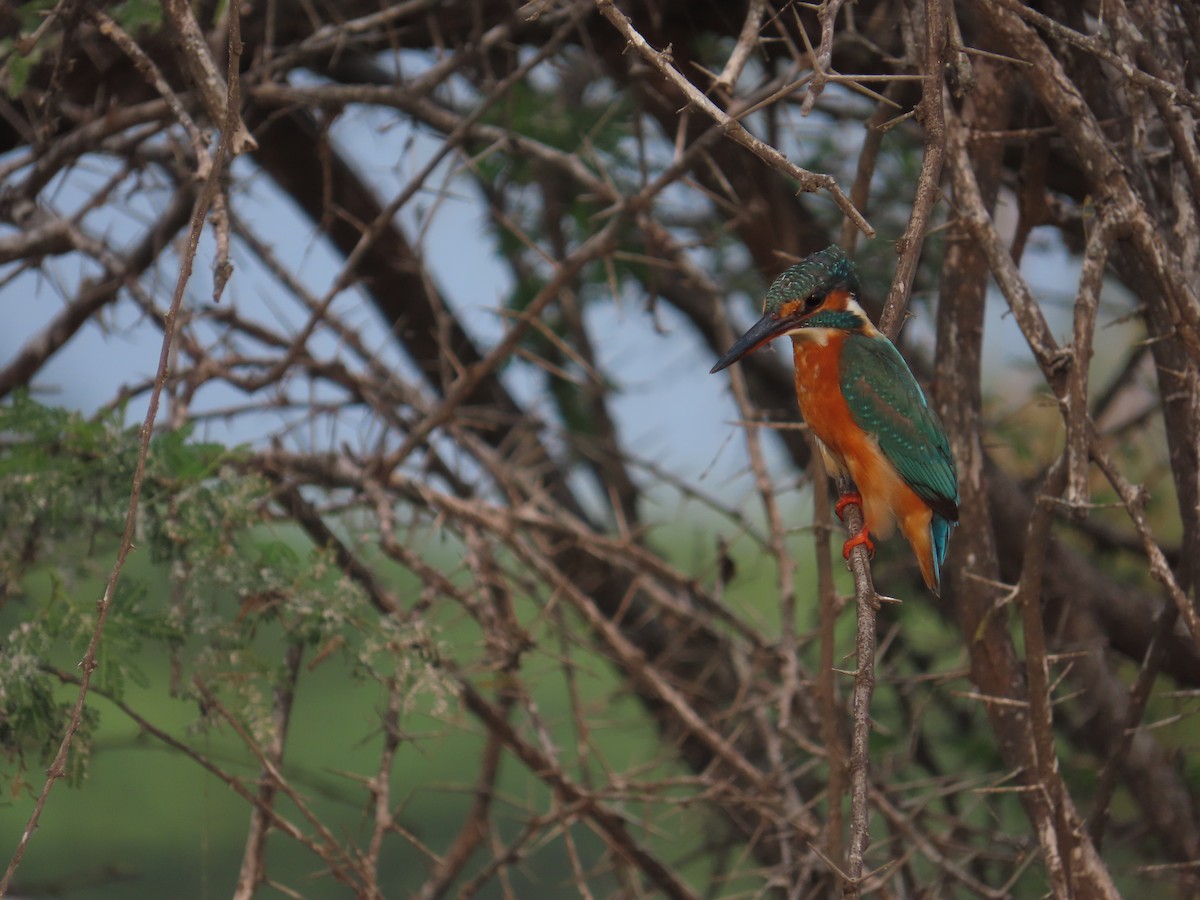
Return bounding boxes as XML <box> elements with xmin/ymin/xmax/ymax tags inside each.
<box><xmin>764</xmin><ymin>245</ymin><xmax>860</xmax><ymax>314</ymax></box>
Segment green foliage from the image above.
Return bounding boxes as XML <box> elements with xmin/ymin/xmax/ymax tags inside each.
<box><xmin>0</xmin><ymin>1</ymin><xmax>54</xmax><ymax>97</ymax></box>
<box><xmin>111</xmin><ymin>0</ymin><xmax>163</xmax><ymax>34</ymax></box>
<box><xmin>0</xmin><ymin>395</ymin><xmax>445</xmax><ymax>797</ymax></box>
<box><xmin>0</xmin><ymin>0</ymin><xmax>160</xmax><ymax>97</ymax></box>
<box><xmin>0</xmin><ymin>48</ymin><xmax>32</xmax><ymax>98</ymax></box>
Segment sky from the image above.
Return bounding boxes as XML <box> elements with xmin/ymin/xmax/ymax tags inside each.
<box><xmin>0</xmin><ymin>84</ymin><xmax>1137</xmax><ymax>516</ymax></box>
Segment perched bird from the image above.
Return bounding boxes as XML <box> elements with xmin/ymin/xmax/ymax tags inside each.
<box><xmin>710</xmin><ymin>245</ymin><xmax>959</xmax><ymax>594</ymax></box>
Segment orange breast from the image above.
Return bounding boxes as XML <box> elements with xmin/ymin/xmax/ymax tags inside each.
<box><xmin>790</xmin><ymin>333</ymin><xmax>861</xmax><ymax>464</ymax></box>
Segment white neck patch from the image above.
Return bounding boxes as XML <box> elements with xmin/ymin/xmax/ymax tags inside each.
<box><xmin>788</xmin><ymin>327</ymin><xmax>835</xmax><ymax>346</ymax></box>
<box><xmin>783</xmin><ymin>296</ymin><xmax>878</xmax><ymax>344</ymax></box>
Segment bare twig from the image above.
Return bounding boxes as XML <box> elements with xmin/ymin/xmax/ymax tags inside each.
<box><xmin>714</xmin><ymin>0</ymin><xmax>767</xmax><ymax>93</ymax></box>
<box><xmin>234</xmin><ymin>641</ymin><xmax>305</xmax><ymax>900</ymax></box>
<box><xmin>457</xmin><ymin>676</ymin><xmax>702</xmax><ymax>900</ymax></box>
<box><xmin>838</xmin><ymin>86</ymin><xmax>905</xmax><ymax>253</ymax></box>
<box><xmin>88</xmin><ymin>8</ymin><xmax>208</xmax><ymax>161</ymax></box>
<box><xmin>878</xmin><ymin>0</ymin><xmax>949</xmax><ymax>339</ymax></box>
<box><xmin>811</xmin><ymin>445</ymin><xmax>847</xmax><ymax>877</ymax></box>
<box><xmin>838</xmin><ymin>478</ymin><xmax>879</xmax><ymax>900</ymax></box>
<box><xmin>594</xmin><ymin>0</ymin><xmax>874</xmax><ymax>237</ymax></box>
<box><xmin>945</xmin><ymin>86</ymin><xmax>1122</xmax><ymax>900</ymax></box>
<box><xmin>1012</xmin><ymin>460</ymin><xmax>1072</xmax><ymax>899</ymax></box>
<box><xmin>990</xmin><ymin>0</ymin><xmax>1200</xmax><ymax>114</ymax></box>
<box><xmin>800</xmin><ymin>0</ymin><xmax>848</xmax><ymax>115</ymax></box>
<box><xmin>1087</xmin><ymin>602</ymin><xmax>1180</xmax><ymax>848</ymax></box>
<box><xmin>40</xmin><ymin>666</ymin><xmax>329</xmax><ymax>868</ymax></box>
<box><xmin>162</xmin><ymin>0</ymin><xmax>257</xmax><ymax>155</ymax></box>
<box><xmin>974</xmin><ymin>0</ymin><xmax>1200</xmax><ymax>361</ymax></box>
<box><xmin>0</xmin><ymin>188</ymin><xmax>195</xmax><ymax>399</ymax></box>
<box><xmin>1064</xmin><ymin>218</ymin><xmax>1115</xmax><ymax>511</ymax></box>
<box><xmin>195</xmin><ymin>676</ymin><xmax>371</xmax><ymax>894</ymax></box>
<box><xmin>716</xmin><ymin>299</ymin><xmax>814</xmax><ymax>887</ymax></box>
<box><xmin>0</xmin><ymin>14</ymin><xmax>248</xmax><ymax>889</ymax></box>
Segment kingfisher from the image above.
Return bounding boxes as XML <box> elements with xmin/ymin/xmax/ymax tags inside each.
<box><xmin>710</xmin><ymin>245</ymin><xmax>959</xmax><ymax>594</ymax></box>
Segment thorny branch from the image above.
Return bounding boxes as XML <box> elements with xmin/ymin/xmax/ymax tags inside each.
<box><xmin>1</xmin><ymin>6</ymin><xmax>252</xmax><ymax>891</ymax></box>
<box><xmin>2</xmin><ymin>1</ymin><xmax>1199</xmax><ymax>897</ymax></box>
<box><xmin>595</xmin><ymin>0</ymin><xmax>875</xmax><ymax>238</ymax></box>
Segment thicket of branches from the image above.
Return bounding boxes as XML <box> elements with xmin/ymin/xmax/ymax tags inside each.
<box><xmin>2</xmin><ymin>0</ymin><xmax>1199</xmax><ymax>897</ymax></box>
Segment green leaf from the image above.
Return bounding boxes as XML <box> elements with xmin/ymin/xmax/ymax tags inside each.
<box><xmin>3</xmin><ymin>50</ymin><xmax>32</xmax><ymax>98</ymax></box>
<box><xmin>112</xmin><ymin>0</ymin><xmax>163</xmax><ymax>33</ymax></box>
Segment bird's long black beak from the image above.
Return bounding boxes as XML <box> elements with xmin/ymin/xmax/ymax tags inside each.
<box><xmin>710</xmin><ymin>313</ymin><xmax>788</xmax><ymax>374</ymax></box>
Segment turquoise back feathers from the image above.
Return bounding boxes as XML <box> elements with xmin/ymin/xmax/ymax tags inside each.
<box><xmin>839</xmin><ymin>335</ymin><xmax>959</xmax><ymax>522</ymax></box>
<box><xmin>839</xmin><ymin>330</ymin><xmax>960</xmax><ymax>590</ymax></box>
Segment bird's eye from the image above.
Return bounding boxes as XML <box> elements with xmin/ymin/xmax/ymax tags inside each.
<box><xmin>803</xmin><ymin>293</ymin><xmax>822</xmax><ymax>311</ymax></box>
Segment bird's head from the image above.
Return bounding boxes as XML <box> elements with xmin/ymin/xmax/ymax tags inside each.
<box><xmin>710</xmin><ymin>245</ymin><xmax>870</xmax><ymax>374</ymax></box>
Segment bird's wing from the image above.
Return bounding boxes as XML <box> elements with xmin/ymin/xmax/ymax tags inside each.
<box><xmin>839</xmin><ymin>333</ymin><xmax>959</xmax><ymax>520</ymax></box>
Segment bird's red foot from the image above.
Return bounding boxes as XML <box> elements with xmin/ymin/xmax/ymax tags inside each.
<box><xmin>842</xmin><ymin>529</ymin><xmax>875</xmax><ymax>560</ymax></box>
<box><xmin>834</xmin><ymin>491</ymin><xmax>863</xmax><ymax>522</ymax></box>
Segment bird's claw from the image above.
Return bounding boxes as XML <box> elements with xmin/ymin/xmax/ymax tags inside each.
<box><xmin>841</xmin><ymin>529</ymin><xmax>875</xmax><ymax>560</ymax></box>
<box><xmin>834</xmin><ymin>491</ymin><xmax>863</xmax><ymax>522</ymax></box>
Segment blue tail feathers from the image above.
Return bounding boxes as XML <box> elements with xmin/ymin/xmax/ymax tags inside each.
<box><xmin>930</xmin><ymin>514</ymin><xmax>957</xmax><ymax>594</ymax></box>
